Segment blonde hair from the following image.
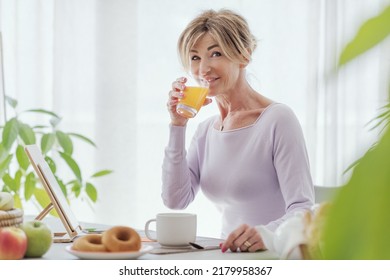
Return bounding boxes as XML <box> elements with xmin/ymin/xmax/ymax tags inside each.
<box><xmin>178</xmin><ymin>9</ymin><xmax>257</xmax><ymax>71</ymax></box>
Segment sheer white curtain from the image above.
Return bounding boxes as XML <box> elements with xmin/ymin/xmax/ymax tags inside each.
<box><xmin>1</xmin><ymin>0</ymin><xmax>389</xmax><ymax>237</ymax></box>
<box><xmin>308</xmin><ymin>0</ymin><xmax>390</xmax><ymax>186</ymax></box>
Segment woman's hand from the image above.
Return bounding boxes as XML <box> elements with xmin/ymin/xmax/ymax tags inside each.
<box><xmin>167</xmin><ymin>77</ymin><xmax>189</xmax><ymax>126</ymax></box>
<box><xmin>167</xmin><ymin>77</ymin><xmax>212</xmax><ymax>126</ymax></box>
<box><xmin>220</xmin><ymin>224</ymin><xmax>265</xmax><ymax>253</ymax></box>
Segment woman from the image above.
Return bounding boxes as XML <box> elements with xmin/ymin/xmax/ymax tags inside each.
<box><xmin>163</xmin><ymin>9</ymin><xmax>314</xmax><ymax>253</ymax></box>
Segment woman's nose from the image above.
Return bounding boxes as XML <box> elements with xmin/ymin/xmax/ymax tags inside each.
<box><xmin>199</xmin><ymin>60</ymin><xmax>211</xmax><ymax>76</ymax></box>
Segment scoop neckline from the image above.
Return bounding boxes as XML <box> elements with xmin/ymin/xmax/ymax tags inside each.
<box><xmin>212</xmin><ymin>102</ymin><xmax>278</xmax><ymax>133</ymax></box>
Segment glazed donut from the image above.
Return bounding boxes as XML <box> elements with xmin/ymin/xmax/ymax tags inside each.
<box><xmin>102</xmin><ymin>226</ymin><xmax>141</xmax><ymax>252</ymax></box>
<box><xmin>72</xmin><ymin>234</ymin><xmax>107</xmax><ymax>252</ymax></box>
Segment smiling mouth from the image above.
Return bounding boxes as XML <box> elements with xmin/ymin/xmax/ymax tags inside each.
<box><xmin>206</xmin><ymin>77</ymin><xmax>219</xmax><ymax>84</ymax></box>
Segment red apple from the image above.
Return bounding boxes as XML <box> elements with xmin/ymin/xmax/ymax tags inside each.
<box><xmin>0</xmin><ymin>227</ymin><xmax>28</xmax><ymax>260</ymax></box>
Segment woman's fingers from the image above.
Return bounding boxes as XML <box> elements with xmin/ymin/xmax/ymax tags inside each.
<box><xmin>221</xmin><ymin>224</ymin><xmax>248</xmax><ymax>252</ymax></box>
<box><xmin>239</xmin><ymin>230</ymin><xmax>265</xmax><ymax>252</ymax></box>
<box><xmin>166</xmin><ymin>96</ymin><xmax>179</xmax><ymax>110</ymax></box>
<box><xmin>169</xmin><ymin>89</ymin><xmax>183</xmax><ymax>100</ymax></box>
<box><xmin>221</xmin><ymin>224</ymin><xmax>265</xmax><ymax>253</ymax></box>
<box><xmin>172</xmin><ymin>77</ymin><xmax>187</xmax><ymax>92</ymax></box>
<box><xmin>246</xmin><ymin>238</ymin><xmax>265</xmax><ymax>252</ymax></box>
<box><xmin>167</xmin><ymin>77</ymin><xmax>189</xmax><ymax>126</ymax></box>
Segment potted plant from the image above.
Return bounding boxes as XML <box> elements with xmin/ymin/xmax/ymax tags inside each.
<box><xmin>0</xmin><ymin>95</ymin><xmax>113</xmax><ymax>213</ymax></box>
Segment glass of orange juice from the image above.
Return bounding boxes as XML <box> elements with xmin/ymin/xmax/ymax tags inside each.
<box><xmin>176</xmin><ymin>79</ymin><xmax>209</xmax><ymax>118</ymax></box>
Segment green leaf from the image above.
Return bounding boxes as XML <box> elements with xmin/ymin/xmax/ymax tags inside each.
<box><xmin>0</xmin><ymin>154</ymin><xmax>13</xmax><ymax>178</ymax></box>
<box><xmin>56</xmin><ymin>131</ymin><xmax>73</xmax><ymax>155</ymax></box>
<box><xmin>68</xmin><ymin>133</ymin><xmax>96</xmax><ymax>147</ymax></box>
<box><xmin>32</xmin><ymin>125</ymin><xmax>50</xmax><ymax>130</ymax></box>
<box><xmin>5</xmin><ymin>95</ymin><xmax>18</xmax><ymax>108</ymax></box>
<box><xmin>55</xmin><ymin>175</ymin><xmax>68</xmax><ymax>198</ymax></box>
<box><xmin>59</xmin><ymin>152</ymin><xmax>82</xmax><ymax>182</ymax></box>
<box><xmin>13</xmin><ymin>194</ymin><xmax>22</xmax><ymax>209</ymax></box>
<box><xmin>2</xmin><ymin>118</ymin><xmax>19</xmax><ymax>150</ymax></box>
<box><xmin>90</xmin><ymin>169</ymin><xmax>113</xmax><ymax>178</ymax></box>
<box><xmin>339</xmin><ymin>5</ymin><xmax>390</xmax><ymax>66</ymax></box>
<box><xmin>16</xmin><ymin>144</ymin><xmax>30</xmax><ymax>170</ymax></box>
<box><xmin>24</xmin><ymin>172</ymin><xmax>36</xmax><ymax>201</ymax></box>
<box><xmin>14</xmin><ymin>169</ymin><xmax>22</xmax><ymax>192</ymax></box>
<box><xmin>23</xmin><ymin>109</ymin><xmax>61</xmax><ymax>119</ymax></box>
<box><xmin>0</xmin><ymin>143</ymin><xmax>7</xmax><ymax>162</ymax></box>
<box><xmin>323</xmin><ymin>127</ymin><xmax>390</xmax><ymax>259</ymax></box>
<box><xmin>17</xmin><ymin>121</ymin><xmax>36</xmax><ymax>145</ymax></box>
<box><xmin>66</xmin><ymin>179</ymin><xmax>78</xmax><ymax>186</ymax></box>
<box><xmin>2</xmin><ymin>173</ymin><xmax>16</xmax><ymax>192</ymax></box>
<box><xmin>85</xmin><ymin>182</ymin><xmax>97</xmax><ymax>202</ymax></box>
<box><xmin>71</xmin><ymin>181</ymin><xmax>82</xmax><ymax>198</ymax></box>
<box><xmin>44</xmin><ymin>156</ymin><xmax>56</xmax><ymax>174</ymax></box>
<box><xmin>34</xmin><ymin>188</ymin><xmax>59</xmax><ymax>217</ymax></box>
<box><xmin>41</xmin><ymin>133</ymin><xmax>56</xmax><ymax>154</ymax></box>
<box><xmin>1</xmin><ymin>185</ymin><xmax>11</xmax><ymax>192</ymax></box>
<box><xmin>367</xmin><ymin>105</ymin><xmax>390</xmax><ymax>132</ymax></box>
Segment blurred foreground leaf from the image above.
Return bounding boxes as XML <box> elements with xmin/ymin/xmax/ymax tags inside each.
<box><xmin>322</xmin><ymin>127</ymin><xmax>390</xmax><ymax>259</ymax></box>
<box><xmin>339</xmin><ymin>5</ymin><xmax>390</xmax><ymax>66</ymax></box>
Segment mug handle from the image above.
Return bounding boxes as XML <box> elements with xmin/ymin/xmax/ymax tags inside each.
<box><xmin>144</xmin><ymin>219</ymin><xmax>157</xmax><ymax>241</ymax></box>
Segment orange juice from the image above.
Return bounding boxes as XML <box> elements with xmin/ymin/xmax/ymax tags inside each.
<box><xmin>176</xmin><ymin>86</ymin><xmax>209</xmax><ymax>118</ymax></box>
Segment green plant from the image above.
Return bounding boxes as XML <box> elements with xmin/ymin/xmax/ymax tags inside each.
<box><xmin>0</xmin><ymin>96</ymin><xmax>113</xmax><ymax>211</ymax></box>
<box><xmin>322</xmin><ymin>5</ymin><xmax>390</xmax><ymax>259</ymax></box>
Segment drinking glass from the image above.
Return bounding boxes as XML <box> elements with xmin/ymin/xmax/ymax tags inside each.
<box><xmin>176</xmin><ymin>79</ymin><xmax>209</xmax><ymax>118</ymax></box>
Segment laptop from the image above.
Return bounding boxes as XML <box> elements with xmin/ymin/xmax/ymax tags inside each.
<box><xmin>24</xmin><ymin>144</ymin><xmax>83</xmax><ymax>242</ymax></box>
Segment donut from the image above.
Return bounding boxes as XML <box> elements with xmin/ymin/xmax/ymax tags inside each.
<box><xmin>72</xmin><ymin>234</ymin><xmax>108</xmax><ymax>252</ymax></box>
<box><xmin>102</xmin><ymin>226</ymin><xmax>141</xmax><ymax>252</ymax></box>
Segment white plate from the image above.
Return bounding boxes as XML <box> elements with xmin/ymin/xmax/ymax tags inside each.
<box><xmin>65</xmin><ymin>244</ymin><xmax>153</xmax><ymax>260</ymax></box>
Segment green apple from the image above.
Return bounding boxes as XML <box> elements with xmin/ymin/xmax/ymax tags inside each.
<box><xmin>0</xmin><ymin>192</ymin><xmax>14</xmax><ymax>211</ymax></box>
<box><xmin>21</xmin><ymin>220</ymin><xmax>53</xmax><ymax>258</ymax></box>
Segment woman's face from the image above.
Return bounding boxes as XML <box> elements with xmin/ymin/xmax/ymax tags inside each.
<box><xmin>189</xmin><ymin>33</ymin><xmax>242</xmax><ymax>97</ymax></box>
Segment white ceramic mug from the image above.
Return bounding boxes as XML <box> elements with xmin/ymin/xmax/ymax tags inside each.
<box><xmin>144</xmin><ymin>213</ymin><xmax>197</xmax><ymax>247</ymax></box>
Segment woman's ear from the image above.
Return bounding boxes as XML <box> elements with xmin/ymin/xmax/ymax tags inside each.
<box><xmin>240</xmin><ymin>49</ymin><xmax>251</xmax><ymax>68</ymax></box>
<box><xmin>239</xmin><ymin>60</ymin><xmax>249</xmax><ymax>69</ymax></box>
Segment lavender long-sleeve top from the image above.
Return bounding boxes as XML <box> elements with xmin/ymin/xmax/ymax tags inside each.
<box><xmin>162</xmin><ymin>103</ymin><xmax>314</xmax><ymax>238</ymax></box>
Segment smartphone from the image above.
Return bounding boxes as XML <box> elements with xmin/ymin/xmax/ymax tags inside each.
<box><xmin>82</xmin><ymin>228</ymin><xmax>105</xmax><ymax>234</ymax></box>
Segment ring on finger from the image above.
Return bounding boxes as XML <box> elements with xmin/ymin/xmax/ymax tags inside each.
<box><xmin>244</xmin><ymin>241</ymin><xmax>252</xmax><ymax>248</ymax></box>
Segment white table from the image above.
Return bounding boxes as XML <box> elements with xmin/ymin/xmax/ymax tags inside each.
<box><xmin>43</xmin><ymin>241</ymin><xmax>277</xmax><ymax>260</ymax></box>
<box><xmin>37</xmin><ymin>217</ymin><xmax>277</xmax><ymax>260</ymax></box>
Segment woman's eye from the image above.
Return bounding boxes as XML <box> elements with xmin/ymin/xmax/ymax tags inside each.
<box><xmin>191</xmin><ymin>55</ymin><xmax>200</xmax><ymax>61</ymax></box>
<box><xmin>211</xmin><ymin>51</ymin><xmax>221</xmax><ymax>57</ymax></box>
